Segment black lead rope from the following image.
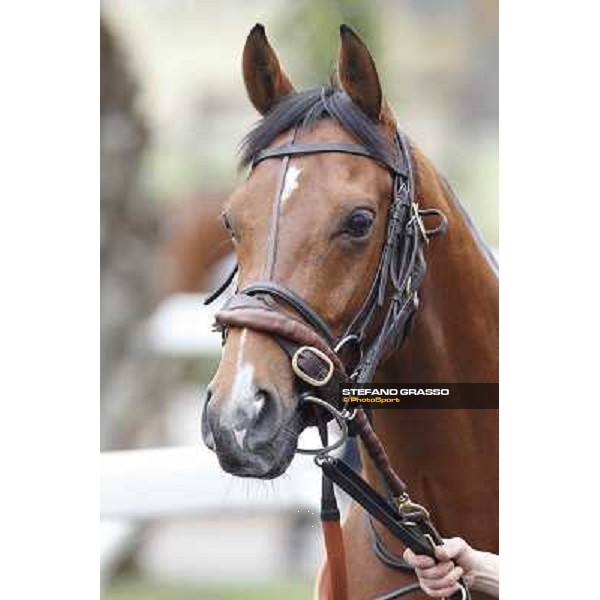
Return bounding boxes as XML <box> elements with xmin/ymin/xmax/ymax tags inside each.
<box><xmin>366</xmin><ymin>514</ymin><xmax>415</xmax><ymax>571</ymax></box>
<box><xmin>316</xmin><ymin>454</ymin><xmax>469</xmax><ymax>600</ymax></box>
<box><xmin>316</xmin><ymin>456</ymin><xmax>435</xmax><ymax>558</ymax></box>
<box><xmin>318</xmin><ymin>419</ymin><xmax>340</xmax><ymax>522</ymax></box>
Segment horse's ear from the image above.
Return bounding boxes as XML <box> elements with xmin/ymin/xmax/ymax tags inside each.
<box><xmin>242</xmin><ymin>24</ymin><xmax>295</xmax><ymax>115</ymax></box>
<box><xmin>337</xmin><ymin>24</ymin><xmax>383</xmax><ymax>122</ymax></box>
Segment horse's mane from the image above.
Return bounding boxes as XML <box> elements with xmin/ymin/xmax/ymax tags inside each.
<box><xmin>239</xmin><ymin>83</ymin><xmax>396</xmax><ymax>169</ymax></box>
<box><xmin>437</xmin><ymin>173</ymin><xmax>499</xmax><ymax>276</ymax></box>
<box><xmin>240</xmin><ymin>85</ymin><xmax>499</xmax><ymax>276</ymax></box>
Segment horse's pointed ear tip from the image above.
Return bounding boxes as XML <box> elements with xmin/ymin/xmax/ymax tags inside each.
<box><xmin>340</xmin><ymin>24</ymin><xmax>357</xmax><ymax>40</ymax></box>
<box><xmin>249</xmin><ymin>23</ymin><xmax>266</xmax><ymax>38</ymax></box>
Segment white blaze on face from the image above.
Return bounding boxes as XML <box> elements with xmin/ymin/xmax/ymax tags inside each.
<box><xmin>225</xmin><ymin>329</ymin><xmax>264</xmax><ymax>447</ymax></box>
<box><xmin>281</xmin><ymin>165</ymin><xmax>302</xmax><ymax>207</ymax></box>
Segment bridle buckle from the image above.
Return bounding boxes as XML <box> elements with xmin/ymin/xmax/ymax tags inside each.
<box><xmin>291</xmin><ymin>346</ymin><xmax>334</xmax><ymax>387</ymax></box>
<box><xmin>410</xmin><ymin>202</ymin><xmax>429</xmax><ymax>244</ymax></box>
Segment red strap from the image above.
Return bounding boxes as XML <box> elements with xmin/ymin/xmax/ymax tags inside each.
<box><xmin>321</xmin><ymin>520</ymin><xmax>348</xmax><ymax>600</ymax></box>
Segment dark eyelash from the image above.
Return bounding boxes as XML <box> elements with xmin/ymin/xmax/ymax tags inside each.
<box><xmin>221</xmin><ymin>213</ymin><xmax>232</xmax><ymax>231</ymax></box>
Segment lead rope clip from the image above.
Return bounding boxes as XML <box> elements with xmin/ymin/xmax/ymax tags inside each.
<box><xmin>394</xmin><ymin>492</ymin><xmax>431</xmax><ymax>520</ymax></box>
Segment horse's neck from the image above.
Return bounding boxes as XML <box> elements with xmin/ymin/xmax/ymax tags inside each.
<box><xmin>365</xmin><ymin>147</ymin><xmax>499</xmax><ymax>550</ymax></box>
<box><xmin>382</xmin><ymin>146</ymin><xmax>498</xmax><ymax>383</ymax></box>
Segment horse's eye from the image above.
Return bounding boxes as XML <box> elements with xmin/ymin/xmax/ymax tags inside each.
<box><xmin>343</xmin><ymin>210</ymin><xmax>375</xmax><ymax>238</ymax></box>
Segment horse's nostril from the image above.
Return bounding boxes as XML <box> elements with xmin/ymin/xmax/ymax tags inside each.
<box><xmin>244</xmin><ymin>386</ymin><xmax>282</xmax><ymax>447</ymax></box>
<box><xmin>201</xmin><ymin>387</ymin><xmax>216</xmax><ymax>450</ymax></box>
<box><xmin>254</xmin><ymin>387</ymin><xmax>272</xmax><ymax>413</ymax></box>
<box><xmin>254</xmin><ymin>389</ymin><xmax>268</xmax><ymax>413</ymax></box>
<box><xmin>203</xmin><ymin>383</ymin><xmax>285</xmax><ymax>456</ymax></box>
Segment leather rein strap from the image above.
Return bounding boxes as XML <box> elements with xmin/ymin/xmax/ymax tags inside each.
<box><xmin>208</xmin><ymin>123</ymin><xmax>466</xmax><ymax>600</ymax></box>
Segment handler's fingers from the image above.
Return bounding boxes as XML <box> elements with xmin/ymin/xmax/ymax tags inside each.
<box><xmin>435</xmin><ymin>537</ymin><xmax>468</xmax><ymax>562</ymax></box>
<box><xmin>420</xmin><ymin>582</ymin><xmax>461</xmax><ymax>598</ymax></box>
<box><xmin>416</xmin><ymin>560</ymin><xmax>454</xmax><ymax>581</ymax></box>
<box><xmin>422</xmin><ymin>565</ymin><xmax>464</xmax><ymax>591</ymax></box>
<box><xmin>403</xmin><ymin>547</ymin><xmax>435</xmax><ymax>569</ymax></box>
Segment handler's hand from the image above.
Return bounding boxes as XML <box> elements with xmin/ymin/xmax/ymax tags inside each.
<box><xmin>403</xmin><ymin>537</ymin><xmax>478</xmax><ymax>598</ymax></box>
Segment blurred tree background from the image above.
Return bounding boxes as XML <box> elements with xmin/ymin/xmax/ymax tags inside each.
<box><xmin>100</xmin><ymin>1</ymin><xmax>497</xmax><ymax>599</ymax></box>
<box><xmin>101</xmin><ymin>0</ymin><xmax>498</xmax><ymax>246</ymax></box>
<box><xmin>275</xmin><ymin>0</ymin><xmax>380</xmax><ymax>84</ymax></box>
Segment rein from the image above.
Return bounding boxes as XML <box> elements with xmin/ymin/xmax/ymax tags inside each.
<box><xmin>206</xmin><ymin>118</ymin><xmax>468</xmax><ymax>600</ymax></box>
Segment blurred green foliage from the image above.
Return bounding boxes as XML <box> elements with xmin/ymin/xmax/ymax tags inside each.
<box><xmin>103</xmin><ymin>0</ymin><xmax>498</xmax><ymax>247</ymax></box>
<box><xmin>274</xmin><ymin>0</ymin><xmax>379</xmax><ymax>85</ymax></box>
<box><xmin>104</xmin><ymin>578</ymin><xmax>312</xmax><ymax>600</ymax></box>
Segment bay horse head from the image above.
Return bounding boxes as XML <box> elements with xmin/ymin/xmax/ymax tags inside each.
<box><xmin>202</xmin><ymin>24</ymin><xmax>439</xmax><ymax>478</ymax></box>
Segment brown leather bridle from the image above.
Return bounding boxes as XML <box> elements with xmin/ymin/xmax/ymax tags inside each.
<box><xmin>205</xmin><ymin>108</ymin><xmax>468</xmax><ymax>600</ymax></box>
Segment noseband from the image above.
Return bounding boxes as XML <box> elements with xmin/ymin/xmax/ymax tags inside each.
<box><xmin>206</xmin><ymin>121</ymin><xmax>468</xmax><ymax>600</ymax></box>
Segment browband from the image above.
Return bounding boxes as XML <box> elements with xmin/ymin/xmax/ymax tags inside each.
<box><xmin>253</xmin><ymin>142</ymin><xmax>408</xmax><ymax>178</ymax></box>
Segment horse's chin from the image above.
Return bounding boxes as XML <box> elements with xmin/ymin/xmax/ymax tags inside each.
<box><xmin>215</xmin><ymin>435</ymin><xmax>298</xmax><ymax>479</ymax></box>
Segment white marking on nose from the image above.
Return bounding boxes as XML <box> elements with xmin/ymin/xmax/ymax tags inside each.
<box><xmin>233</xmin><ymin>428</ymin><xmax>246</xmax><ymax>447</ymax></box>
<box><xmin>230</xmin><ymin>361</ymin><xmax>254</xmax><ymax>411</ymax></box>
<box><xmin>223</xmin><ymin>329</ymin><xmax>264</xmax><ymax>444</ymax></box>
<box><xmin>237</xmin><ymin>328</ymin><xmax>248</xmax><ymax>369</ymax></box>
<box><xmin>281</xmin><ymin>165</ymin><xmax>302</xmax><ymax>207</ymax></box>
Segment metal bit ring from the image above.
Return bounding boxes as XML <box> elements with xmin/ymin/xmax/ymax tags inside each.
<box><xmin>296</xmin><ymin>395</ymin><xmax>349</xmax><ymax>456</ymax></box>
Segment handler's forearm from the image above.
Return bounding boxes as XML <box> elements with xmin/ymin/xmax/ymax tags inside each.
<box><xmin>468</xmin><ymin>551</ymin><xmax>499</xmax><ymax>597</ymax></box>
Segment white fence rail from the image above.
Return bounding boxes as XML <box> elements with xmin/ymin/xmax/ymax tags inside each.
<box><xmin>145</xmin><ymin>293</ymin><xmax>222</xmax><ymax>357</ymax></box>
<box><xmin>100</xmin><ymin>446</ymin><xmax>323</xmax><ymax>577</ymax></box>
<box><xmin>101</xmin><ymin>294</ymin><xmax>325</xmax><ymax>578</ymax></box>
<box><xmin>101</xmin><ymin>446</ymin><xmax>321</xmax><ymax>520</ymax></box>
